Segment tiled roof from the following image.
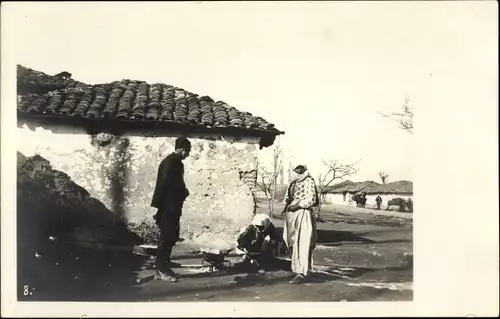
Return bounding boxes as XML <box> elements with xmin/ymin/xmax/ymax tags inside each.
<box><xmin>322</xmin><ymin>180</ymin><xmax>413</xmax><ymax>194</ymax></box>
<box><xmin>321</xmin><ymin>180</ymin><xmax>355</xmax><ymax>193</ymax></box>
<box><xmin>16</xmin><ymin>65</ymin><xmax>283</xmax><ymax>136</ymax></box>
<box><xmin>373</xmin><ymin>180</ymin><xmax>413</xmax><ymax>194</ymax></box>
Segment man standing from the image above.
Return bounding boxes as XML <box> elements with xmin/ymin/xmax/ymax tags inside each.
<box><xmin>376</xmin><ymin>195</ymin><xmax>382</xmax><ymax>210</ymax></box>
<box><xmin>151</xmin><ymin>137</ymin><xmax>191</xmax><ymax>282</ymax></box>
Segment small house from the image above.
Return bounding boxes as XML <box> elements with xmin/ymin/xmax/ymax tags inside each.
<box><xmin>16</xmin><ymin>65</ymin><xmax>284</xmax><ymax>249</ymax></box>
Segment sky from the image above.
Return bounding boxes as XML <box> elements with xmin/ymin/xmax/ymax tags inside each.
<box><xmin>4</xmin><ymin>1</ymin><xmax>497</xmax><ymax>183</ymax></box>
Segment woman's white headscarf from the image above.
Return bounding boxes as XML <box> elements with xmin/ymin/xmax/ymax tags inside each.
<box><xmin>291</xmin><ymin>164</ymin><xmax>311</xmax><ymax>182</ymax></box>
<box><xmin>251</xmin><ymin>213</ymin><xmax>272</xmax><ymax>230</ymax></box>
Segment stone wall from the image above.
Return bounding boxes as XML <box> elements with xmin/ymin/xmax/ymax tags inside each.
<box><xmin>17</xmin><ymin>124</ymin><xmax>260</xmax><ymax>249</ymax></box>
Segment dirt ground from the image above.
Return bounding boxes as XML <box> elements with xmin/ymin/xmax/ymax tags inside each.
<box><xmin>18</xmin><ymin>203</ymin><xmax>413</xmax><ymax>302</ymax></box>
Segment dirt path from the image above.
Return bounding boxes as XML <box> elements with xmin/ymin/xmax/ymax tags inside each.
<box><xmin>19</xmin><ymin>205</ymin><xmax>412</xmax><ymax>302</ymax></box>
<box><xmin>135</xmin><ymin>266</ymin><xmax>413</xmax><ymax>302</ymax></box>
<box><xmin>257</xmin><ymin>202</ymin><xmax>413</xmax><ymax>227</ymax></box>
<box><xmin>320</xmin><ymin>203</ymin><xmax>413</xmax><ymax>219</ymax></box>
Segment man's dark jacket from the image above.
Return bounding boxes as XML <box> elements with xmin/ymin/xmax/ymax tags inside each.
<box><xmin>151</xmin><ymin>153</ymin><xmax>189</xmax><ymax>216</ymax></box>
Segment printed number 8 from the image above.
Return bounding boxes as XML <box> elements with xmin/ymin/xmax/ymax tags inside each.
<box><xmin>23</xmin><ymin>285</ymin><xmax>29</xmax><ymax>296</ymax></box>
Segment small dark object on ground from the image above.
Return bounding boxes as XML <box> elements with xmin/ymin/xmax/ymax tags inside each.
<box><xmin>193</xmin><ymin>248</ymin><xmax>234</xmax><ymax>271</ymax></box>
<box><xmin>233</xmin><ymin>271</ymin><xmax>268</xmax><ymax>284</ymax></box>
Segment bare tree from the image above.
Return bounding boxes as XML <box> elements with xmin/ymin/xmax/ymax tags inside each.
<box><xmin>256</xmin><ymin>142</ymin><xmax>284</xmax><ymax>217</ymax></box>
<box><xmin>316</xmin><ymin>159</ymin><xmax>360</xmax><ymax>220</ymax></box>
<box><xmin>256</xmin><ymin>167</ymin><xmax>273</xmax><ymax>213</ymax></box>
<box><xmin>379</xmin><ymin>171</ymin><xmax>390</xmax><ymax>185</ymax></box>
<box><xmin>379</xmin><ymin>96</ymin><xmax>413</xmax><ymax>134</ymax></box>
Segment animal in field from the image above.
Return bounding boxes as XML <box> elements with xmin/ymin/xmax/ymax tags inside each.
<box><xmin>352</xmin><ymin>191</ymin><xmax>367</xmax><ymax>208</ymax></box>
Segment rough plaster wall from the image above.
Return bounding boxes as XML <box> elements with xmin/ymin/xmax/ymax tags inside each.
<box><xmin>18</xmin><ymin>125</ymin><xmax>259</xmax><ymax>249</ymax></box>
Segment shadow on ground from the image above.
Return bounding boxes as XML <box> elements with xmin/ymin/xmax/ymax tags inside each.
<box><xmin>276</xmin><ymin>227</ymin><xmax>375</xmax><ymax>245</ymax></box>
<box><xmin>135</xmin><ymin>258</ymin><xmax>413</xmax><ymax>301</ymax></box>
<box><xmin>317</xmin><ymin>238</ymin><xmax>413</xmax><ymax>247</ymax></box>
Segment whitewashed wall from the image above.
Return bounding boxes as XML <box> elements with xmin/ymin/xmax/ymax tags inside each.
<box><xmin>17</xmin><ymin>123</ymin><xmax>262</xmax><ymax>249</ymax></box>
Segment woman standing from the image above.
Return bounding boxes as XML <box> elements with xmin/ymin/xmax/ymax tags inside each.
<box><xmin>282</xmin><ymin>164</ymin><xmax>319</xmax><ymax>284</ymax></box>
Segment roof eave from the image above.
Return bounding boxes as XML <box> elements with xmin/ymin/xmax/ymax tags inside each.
<box><xmin>17</xmin><ymin>112</ymin><xmax>284</xmax><ymax>148</ymax></box>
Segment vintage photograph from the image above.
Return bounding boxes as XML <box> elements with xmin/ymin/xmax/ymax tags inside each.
<box><xmin>4</xmin><ymin>1</ymin><xmax>499</xmax><ymax>316</ymax></box>
<box><xmin>3</xmin><ymin>2</ymin><xmax>496</xmax><ymax>311</ymax></box>
<box><xmin>12</xmin><ymin>2</ymin><xmax>416</xmax><ymax>303</ymax></box>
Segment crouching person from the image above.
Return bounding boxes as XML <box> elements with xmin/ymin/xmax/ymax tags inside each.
<box><xmin>233</xmin><ymin>213</ymin><xmax>282</xmax><ymax>272</ymax></box>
